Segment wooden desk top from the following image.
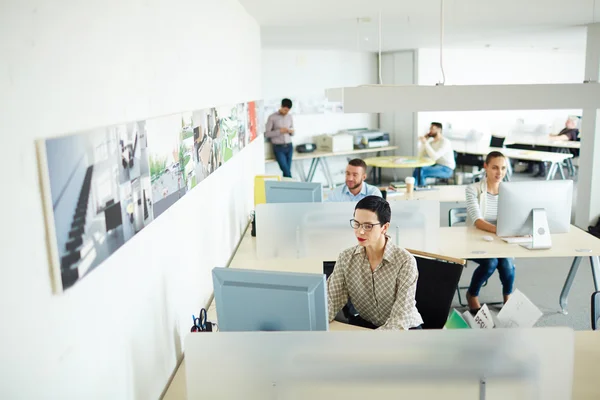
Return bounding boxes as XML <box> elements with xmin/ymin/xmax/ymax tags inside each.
<box><xmin>363</xmin><ymin>156</ymin><xmax>435</xmax><ymax>169</ymax></box>
<box><xmin>265</xmin><ymin>145</ymin><xmax>398</xmax><ymax>163</ymax></box>
<box><xmin>163</xmin><ymin>330</ymin><xmax>600</xmax><ymax>400</ymax></box>
<box><xmin>437</xmin><ymin>225</ymin><xmax>600</xmax><ymax>259</ymax></box>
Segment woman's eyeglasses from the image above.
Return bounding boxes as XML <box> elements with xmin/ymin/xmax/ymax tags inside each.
<box><xmin>350</xmin><ymin>219</ymin><xmax>382</xmax><ymax>231</ymax></box>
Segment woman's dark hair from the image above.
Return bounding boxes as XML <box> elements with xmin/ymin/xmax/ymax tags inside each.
<box><xmin>281</xmin><ymin>98</ymin><xmax>293</xmax><ymax>108</ymax></box>
<box><xmin>485</xmin><ymin>150</ymin><xmax>505</xmax><ymax>164</ymax></box>
<box><xmin>355</xmin><ymin>196</ymin><xmax>391</xmax><ymax>225</ymax></box>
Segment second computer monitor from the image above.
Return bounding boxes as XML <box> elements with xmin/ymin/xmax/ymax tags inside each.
<box><xmin>496</xmin><ymin>180</ymin><xmax>573</xmax><ymax>237</ymax></box>
<box><xmin>212</xmin><ymin>267</ymin><xmax>328</xmax><ymax>332</ymax></box>
<box><xmin>264</xmin><ymin>180</ymin><xmax>322</xmax><ymax>203</ymax></box>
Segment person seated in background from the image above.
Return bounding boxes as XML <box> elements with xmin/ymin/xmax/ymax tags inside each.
<box><xmin>326</xmin><ymin>159</ymin><xmax>382</xmax><ymax>202</ymax></box>
<box><xmin>465</xmin><ymin>151</ymin><xmax>516</xmax><ymax>313</ymax></box>
<box><xmin>327</xmin><ymin>196</ymin><xmax>424</xmax><ymax>330</ymax></box>
<box><xmin>534</xmin><ymin>118</ymin><xmax>580</xmax><ymax>177</ymax></box>
<box><xmin>413</xmin><ymin>122</ymin><xmax>456</xmax><ymax>186</ymax></box>
<box><xmin>549</xmin><ymin>117</ymin><xmax>580</xmax><ymax>142</ymax></box>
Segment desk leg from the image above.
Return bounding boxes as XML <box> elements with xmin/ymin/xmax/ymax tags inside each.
<box><xmin>545</xmin><ymin>163</ymin><xmax>557</xmax><ymax>181</ymax></box>
<box><xmin>320</xmin><ymin>158</ymin><xmax>335</xmax><ymax>188</ymax></box>
<box><xmin>560</xmin><ymin>257</ymin><xmax>583</xmax><ymax>314</ymax></box>
<box><xmin>306</xmin><ymin>158</ymin><xmax>320</xmax><ymax>182</ymax></box>
<box><xmin>566</xmin><ymin>158</ymin><xmax>575</xmax><ymax>177</ymax></box>
<box><xmin>558</xmin><ymin>162</ymin><xmax>566</xmax><ymax>180</ymax></box>
<box><xmin>378</xmin><ymin>167</ymin><xmax>382</xmax><ymax>185</ymax></box>
<box><xmin>591</xmin><ymin>256</ymin><xmax>600</xmax><ymax>291</ymax></box>
<box><xmin>295</xmin><ymin>160</ymin><xmax>307</xmax><ymax>182</ymax></box>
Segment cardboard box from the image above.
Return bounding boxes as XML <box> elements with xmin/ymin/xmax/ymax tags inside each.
<box><xmin>315</xmin><ymin>133</ymin><xmax>354</xmax><ymax>153</ymax></box>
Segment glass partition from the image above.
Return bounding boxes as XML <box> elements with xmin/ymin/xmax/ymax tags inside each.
<box><xmin>256</xmin><ymin>200</ymin><xmax>440</xmax><ymax>259</ymax></box>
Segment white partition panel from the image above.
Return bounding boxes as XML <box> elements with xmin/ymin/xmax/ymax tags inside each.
<box><xmin>185</xmin><ymin>328</ymin><xmax>575</xmax><ymax>400</ymax></box>
<box><xmin>256</xmin><ymin>201</ymin><xmax>439</xmax><ymax>259</ymax></box>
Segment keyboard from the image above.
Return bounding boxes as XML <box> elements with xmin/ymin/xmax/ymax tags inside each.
<box><xmin>500</xmin><ymin>236</ymin><xmax>533</xmax><ymax>244</ymax></box>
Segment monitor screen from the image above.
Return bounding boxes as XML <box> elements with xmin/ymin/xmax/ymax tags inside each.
<box><xmin>212</xmin><ymin>267</ymin><xmax>328</xmax><ymax>332</ymax></box>
<box><xmin>264</xmin><ymin>181</ymin><xmax>322</xmax><ymax>203</ymax></box>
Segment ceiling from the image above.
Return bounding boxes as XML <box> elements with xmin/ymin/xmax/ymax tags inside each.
<box><xmin>238</xmin><ymin>0</ymin><xmax>598</xmax><ymax>51</ymax></box>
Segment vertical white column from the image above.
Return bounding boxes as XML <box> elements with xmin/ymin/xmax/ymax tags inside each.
<box><xmin>576</xmin><ymin>23</ymin><xmax>600</xmax><ymax>229</ymax></box>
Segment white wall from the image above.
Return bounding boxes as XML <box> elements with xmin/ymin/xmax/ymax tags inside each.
<box><xmin>416</xmin><ymin>48</ymin><xmax>585</xmax><ymax>138</ymax></box>
<box><xmin>0</xmin><ymin>1</ymin><xmax>262</xmax><ymax>399</ymax></box>
<box><xmin>261</xmin><ymin>49</ymin><xmax>378</xmax><ymax>185</ymax></box>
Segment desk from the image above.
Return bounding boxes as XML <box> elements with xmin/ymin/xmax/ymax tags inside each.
<box><xmin>437</xmin><ymin>226</ymin><xmax>600</xmax><ymax>314</ymax></box>
<box><xmin>386</xmin><ymin>185</ymin><xmax>467</xmax><ymax>203</ymax></box>
<box><xmin>363</xmin><ymin>156</ymin><xmax>435</xmax><ymax>185</ymax></box>
<box><xmin>163</xmin><ymin>330</ymin><xmax>600</xmax><ymax>400</ymax></box>
<box><xmin>235</xmin><ymin>224</ymin><xmax>600</xmax><ymax>314</ymax></box>
<box><xmin>266</xmin><ymin>146</ymin><xmax>398</xmax><ymax>187</ymax></box>
<box><xmin>505</xmin><ymin>137</ymin><xmax>579</xmax><ymax>177</ymax></box>
<box><xmin>452</xmin><ymin>143</ymin><xmax>573</xmax><ymax>180</ymax></box>
<box><xmin>506</xmin><ymin>137</ymin><xmax>581</xmax><ymax>150</ymax></box>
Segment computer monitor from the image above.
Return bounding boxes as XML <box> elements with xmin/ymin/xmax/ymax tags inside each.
<box><xmin>212</xmin><ymin>267</ymin><xmax>328</xmax><ymax>332</ymax></box>
<box><xmin>264</xmin><ymin>181</ymin><xmax>322</xmax><ymax>203</ymax></box>
<box><xmin>496</xmin><ymin>180</ymin><xmax>573</xmax><ymax>250</ymax></box>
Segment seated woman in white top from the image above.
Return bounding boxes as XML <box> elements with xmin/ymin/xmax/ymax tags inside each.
<box><xmin>465</xmin><ymin>151</ymin><xmax>516</xmax><ymax>313</ymax></box>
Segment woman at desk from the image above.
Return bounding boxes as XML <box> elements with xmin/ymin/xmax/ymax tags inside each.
<box><xmin>465</xmin><ymin>151</ymin><xmax>516</xmax><ymax>312</ymax></box>
<box><xmin>327</xmin><ymin>196</ymin><xmax>424</xmax><ymax>330</ymax></box>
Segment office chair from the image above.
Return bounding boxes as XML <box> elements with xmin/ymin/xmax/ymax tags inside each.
<box><xmin>592</xmin><ymin>291</ymin><xmax>600</xmax><ymax>330</ymax></box>
<box><xmin>324</xmin><ymin>255</ymin><xmax>464</xmax><ymax>329</ymax></box>
<box><xmin>449</xmin><ymin>208</ymin><xmax>503</xmax><ymax>308</ymax></box>
<box><xmin>413</xmin><ymin>254</ymin><xmax>464</xmax><ymax>329</ymax></box>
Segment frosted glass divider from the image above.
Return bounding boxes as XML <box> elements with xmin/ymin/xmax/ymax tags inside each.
<box><xmin>184</xmin><ymin>327</ymin><xmax>575</xmax><ymax>399</ymax></box>
<box><xmin>256</xmin><ymin>200</ymin><xmax>440</xmax><ymax>259</ymax></box>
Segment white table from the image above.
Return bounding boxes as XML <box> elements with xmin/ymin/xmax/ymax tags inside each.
<box><xmin>452</xmin><ymin>144</ymin><xmax>573</xmax><ymax>180</ymax></box>
<box><xmin>504</xmin><ymin>136</ymin><xmax>580</xmax><ymax>177</ymax></box>
<box><xmin>436</xmin><ymin>226</ymin><xmax>600</xmax><ymax>314</ymax></box>
<box><xmin>266</xmin><ymin>145</ymin><xmax>398</xmax><ymax>187</ymax></box>
<box><xmin>236</xmin><ymin>224</ymin><xmax>600</xmax><ymax>315</ymax></box>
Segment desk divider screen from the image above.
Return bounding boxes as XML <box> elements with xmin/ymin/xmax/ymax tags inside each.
<box><xmin>255</xmin><ymin>200</ymin><xmax>440</xmax><ymax>259</ymax></box>
<box><xmin>185</xmin><ymin>327</ymin><xmax>575</xmax><ymax>399</ymax></box>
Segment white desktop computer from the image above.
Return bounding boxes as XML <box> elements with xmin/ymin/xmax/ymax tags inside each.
<box><xmin>496</xmin><ymin>180</ymin><xmax>573</xmax><ymax>250</ymax></box>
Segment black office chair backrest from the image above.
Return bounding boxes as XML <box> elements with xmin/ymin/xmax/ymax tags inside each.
<box><xmin>324</xmin><ymin>256</ymin><xmax>464</xmax><ymax>329</ymax></box>
<box><xmin>592</xmin><ymin>291</ymin><xmax>600</xmax><ymax>330</ymax></box>
<box><xmin>490</xmin><ymin>135</ymin><xmax>505</xmax><ymax>148</ymax></box>
<box><xmin>414</xmin><ymin>255</ymin><xmax>464</xmax><ymax>329</ymax></box>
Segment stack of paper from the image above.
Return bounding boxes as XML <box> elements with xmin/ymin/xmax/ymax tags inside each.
<box><xmin>462</xmin><ymin>304</ymin><xmax>495</xmax><ymax>329</ymax></box>
<box><xmin>443</xmin><ymin>289</ymin><xmax>542</xmax><ymax>329</ymax></box>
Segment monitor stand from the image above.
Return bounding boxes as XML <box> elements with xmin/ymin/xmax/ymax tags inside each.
<box><xmin>520</xmin><ymin>208</ymin><xmax>552</xmax><ymax>250</ymax></box>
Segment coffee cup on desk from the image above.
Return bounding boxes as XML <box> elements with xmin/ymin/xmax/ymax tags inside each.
<box><xmin>405</xmin><ymin>176</ymin><xmax>415</xmax><ymax>194</ymax></box>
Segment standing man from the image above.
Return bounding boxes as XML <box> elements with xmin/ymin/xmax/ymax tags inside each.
<box><xmin>265</xmin><ymin>98</ymin><xmax>295</xmax><ymax>178</ymax></box>
<box><xmin>413</xmin><ymin>122</ymin><xmax>456</xmax><ymax>186</ymax></box>
<box><xmin>326</xmin><ymin>159</ymin><xmax>382</xmax><ymax>202</ymax></box>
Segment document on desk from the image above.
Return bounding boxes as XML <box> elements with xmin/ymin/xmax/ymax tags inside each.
<box><xmin>497</xmin><ymin>289</ymin><xmax>542</xmax><ymax>328</ymax></box>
